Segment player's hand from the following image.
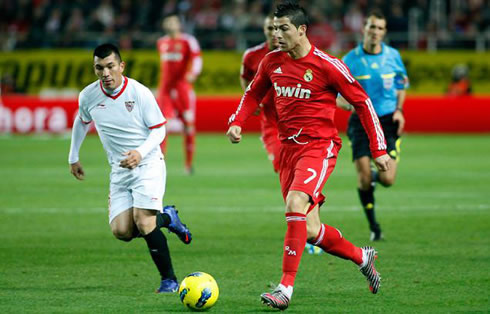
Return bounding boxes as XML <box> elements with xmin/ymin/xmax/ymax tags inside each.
<box><xmin>120</xmin><ymin>150</ymin><xmax>142</xmax><ymax>169</ymax></box>
<box><xmin>393</xmin><ymin>109</ymin><xmax>405</xmax><ymax>136</ymax></box>
<box><xmin>70</xmin><ymin>161</ymin><xmax>85</xmax><ymax>180</ymax></box>
<box><xmin>374</xmin><ymin>154</ymin><xmax>391</xmax><ymax>172</ymax></box>
<box><xmin>226</xmin><ymin>125</ymin><xmax>242</xmax><ymax>144</ymax></box>
<box><xmin>186</xmin><ymin>73</ymin><xmax>196</xmax><ymax>83</ymax></box>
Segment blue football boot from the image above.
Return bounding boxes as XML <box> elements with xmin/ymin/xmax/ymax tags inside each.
<box><xmin>156</xmin><ymin>279</ymin><xmax>179</xmax><ymax>293</ymax></box>
<box><xmin>162</xmin><ymin>205</ymin><xmax>192</xmax><ymax>244</ymax></box>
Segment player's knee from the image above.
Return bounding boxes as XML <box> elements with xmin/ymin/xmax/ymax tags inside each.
<box><xmin>285</xmin><ymin>192</ymin><xmax>309</xmax><ymax>214</ymax></box>
<box><xmin>380</xmin><ymin>175</ymin><xmax>395</xmax><ymax>187</ymax></box>
<box><xmin>111</xmin><ymin>226</ymin><xmax>133</xmax><ymax>242</ymax></box>
<box><xmin>306</xmin><ymin>223</ymin><xmax>320</xmax><ymax>241</ymax></box>
<box><xmin>133</xmin><ymin>212</ymin><xmax>156</xmax><ymax>235</ymax></box>
<box><xmin>358</xmin><ymin>175</ymin><xmax>372</xmax><ymax>190</ymax></box>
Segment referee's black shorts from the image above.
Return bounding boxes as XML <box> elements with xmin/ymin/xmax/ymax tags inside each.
<box><xmin>347</xmin><ymin>112</ymin><xmax>401</xmax><ymax>162</ymax></box>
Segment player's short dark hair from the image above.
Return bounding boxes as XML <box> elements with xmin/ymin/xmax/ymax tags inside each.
<box><xmin>93</xmin><ymin>43</ymin><xmax>122</xmax><ymax>63</ymax></box>
<box><xmin>274</xmin><ymin>1</ymin><xmax>309</xmax><ymax>28</ymax></box>
<box><xmin>366</xmin><ymin>9</ymin><xmax>386</xmax><ymax>22</ymax></box>
<box><xmin>163</xmin><ymin>11</ymin><xmax>180</xmax><ymax>20</ymax></box>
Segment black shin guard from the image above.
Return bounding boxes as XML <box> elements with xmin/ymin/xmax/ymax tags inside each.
<box><xmin>143</xmin><ymin>228</ymin><xmax>176</xmax><ymax>280</ymax></box>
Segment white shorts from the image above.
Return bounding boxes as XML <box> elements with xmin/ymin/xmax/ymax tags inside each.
<box><xmin>108</xmin><ymin>158</ymin><xmax>166</xmax><ymax>223</ymax></box>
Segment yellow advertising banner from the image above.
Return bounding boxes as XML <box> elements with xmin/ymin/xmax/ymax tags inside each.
<box><xmin>1</xmin><ymin>49</ymin><xmax>489</xmax><ymax>95</ymax></box>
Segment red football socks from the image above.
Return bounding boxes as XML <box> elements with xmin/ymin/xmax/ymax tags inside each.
<box><xmin>184</xmin><ymin>132</ymin><xmax>195</xmax><ymax>171</ymax></box>
<box><xmin>280</xmin><ymin>212</ymin><xmax>307</xmax><ymax>287</ymax></box>
<box><xmin>312</xmin><ymin>224</ymin><xmax>363</xmax><ymax>265</ymax></box>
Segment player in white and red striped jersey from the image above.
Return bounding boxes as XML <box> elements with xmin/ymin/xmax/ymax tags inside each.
<box><xmin>240</xmin><ymin>14</ymin><xmax>281</xmax><ymax>172</ymax></box>
<box><xmin>68</xmin><ymin>44</ymin><xmax>192</xmax><ymax>294</ymax></box>
<box><xmin>157</xmin><ymin>13</ymin><xmax>202</xmax><ymax>174</ymax></box>
<box><xmin>227</xmin><ymin>2</ymin><xmax>389</xmax><ymax>310</ymax></box>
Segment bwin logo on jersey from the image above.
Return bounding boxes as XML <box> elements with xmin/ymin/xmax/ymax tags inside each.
<box><xmin>274</xmin><ymin>82</ymin><xmax>311</xmax><ymax>99</ymax></box>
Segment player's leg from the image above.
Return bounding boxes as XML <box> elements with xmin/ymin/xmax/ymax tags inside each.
<box><xmin>110</xmin><ymin>208</ymin><xmax>136</xmax><ymax>241</ymax></box>
<box><xmin>348</xmin><ymin>114</ymin><xmax>382</xmax><ymax>240</ymax></box>
<box><xmin>108</xmin><ymin>176</ymin><xmax>139</xmax><ymax>241</ymax></box>
<box><xmin>377</xmin><ymin>134</ymin><xmax>401</xmax><ymax>187</ymax></box>
<box><xmin>378</xmin><ymin>158</ymin><xmax>397</xmax><ymax>186</ymax></box>
<box><xmin>261</xmin><ymin>190</ymin><xmax>309</xmax><ymax>310</ymax></box>
<box><xmin>177</xmin><ymin>84</ymin><xmax>196</xmax><ymax>174</ymax></box>
<box><xmin>262</xmin><ymin>140</ymin><xmax>340</xmax><ymax>310</ymax></box>
<box><xmin>355</xmin><ymin>156</ymin><xmax>382</xmax><ymax>240</ymax></box>
<box><xmin>306</xmin><ymin>206</ymin><xmax>362</xmax><ymax>264</ymax></box>
<box><xmin>261</xmin><ymin>126</ymin><xmax>281</xmax><ymax>173</ymax></box>
<box><xmin>131</xmin><ymin>158</ymin><xmax>180</xmax><ymax>292</ymax></box>
<box><xmin>306</xmin><ymin>206</ymin><xmax>381</xmax><ymax>294</ymax></box>
<box><xmin>134</xmin><ymin>207</ymin><xmax>178</xmax><ymax>292</ymax></box>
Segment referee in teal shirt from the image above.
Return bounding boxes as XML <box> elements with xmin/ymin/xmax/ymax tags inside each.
<box><xmin>337</xmin><ymin>9</ymin><xmax>409</xmax><ymax>241</ymax></box>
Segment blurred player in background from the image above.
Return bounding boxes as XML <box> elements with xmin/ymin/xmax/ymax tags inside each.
<box><xmin>68</xmin><ymin>43</ymin><xmax>192</xmax><ymax>293</ymax></box>
<box><xmin>338</xmin><ymin>10</ymin><xmax>409</xmax><ymax>241</ymax></box>
<box><xmin>157</xmin><ymin>13</ymin><xmax>202</xmax><ymax>174</ymax></box>
<box><xmin>227</xmin><ymin>2</ymin><xmax>388</xmax><ymax>310</ymax></box>
<box><xmin>447</xmin><ymin>63</ymin><xmax>472</xmax><ymax>96</ymax></box>
<box><xmin>240</xmin><ymin>14</ymin><xmax>280</xmax><ymax>172</ymax></box>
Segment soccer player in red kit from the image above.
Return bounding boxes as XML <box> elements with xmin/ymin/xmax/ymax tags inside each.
<box><xmin>157</xmin><ymin>13</ymin><xmax>202</xmax><ymax>174</ymax></box>
<box><xmin>227</xmin><ymin>2</ymin><xmax>390</xmax><ymax>310</ymax></box>
<box><xmin>240</xmin><ymin>14</ymin><xmax>281</xmax><ymax>172</ymax></box>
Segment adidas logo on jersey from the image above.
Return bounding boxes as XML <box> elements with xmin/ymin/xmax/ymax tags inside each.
<box><xmin>274</xmin><ymin>82</ymin><xmax>311</xmax><ymax>99</ymax></box>
<box><xmin>273</xmin><ymin>67</ymin><xmax>283</xmax><ymax>74</ymax></box>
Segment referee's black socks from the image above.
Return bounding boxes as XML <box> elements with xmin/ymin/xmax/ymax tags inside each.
<box><xmin>358</xmin><ymin>187</ymin><xmax>379</xmax><ymax>231</ymax></box>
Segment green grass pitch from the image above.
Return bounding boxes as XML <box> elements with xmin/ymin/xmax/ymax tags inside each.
<box><xmin>0</xmin><ymin>133</ymin><xmax>489</xmax><ymax>313</ymax></box>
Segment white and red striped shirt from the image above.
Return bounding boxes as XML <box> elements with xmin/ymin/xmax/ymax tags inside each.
<box><xmin>78</xmin><ymin>77</ymin><xmax>166</xmax><ymax>165</ymax></box>
<box><xmin>230</xmin><ymin>46</ymin><xmax>387</xmax><ymax>158</ymax></box>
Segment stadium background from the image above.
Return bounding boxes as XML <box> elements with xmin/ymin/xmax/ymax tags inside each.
<box><xmin>0</xmin><ymin>0</ymin><xmax>489</xmax><ymax>313</ymax></box>
<box><xmin>1</xmin><ymin>0</ymin><xmax>490</xmax><ymax>133</ymax></box>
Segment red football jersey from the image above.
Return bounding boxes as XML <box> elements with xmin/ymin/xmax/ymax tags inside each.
<box><xmin>230</xmin><ymin>46</ymin><xmax>387</xmax><ymax>158</ymax></box>
<box><xmin>240</xmin><ymin>42</ymin><xmax>278</xmax><ymax>130</ymax></box>
<box><xmin>157</xmin><ymin>34</ymin><xmax>201</xmax><ymax>89</ymax></box>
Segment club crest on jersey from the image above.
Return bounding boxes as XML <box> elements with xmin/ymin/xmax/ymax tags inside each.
<box><xmin>303</xmin><ymin>69</ymin><xmax>313</xmax><ymax>82</ymax></box>
<box><xmin>125</xmin><ymin>101</ymin><xmax>135</xmax><ymax>112</ymax></box>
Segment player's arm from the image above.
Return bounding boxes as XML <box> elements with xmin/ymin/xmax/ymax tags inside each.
<box><xmin>68</xmin><ymin>117</ymin><xmax>90</xmax><ymax>180</ymax></box>
<box><xmin>393</xmin><ymin>89</ymin><xmax>406</xmax><ymax>135</ymax></box>
<box><xmin>240</xmin><ymin>52</ymin><xmax>262</xmax><ymax>116</ymax></box>
<box><xmin>121</xmin><ymin>88</ymin><xmax>167</xmax><ymax>169</ymax></box>
<box><xmin>227</xmin><ymin>60</ymin><xmax>272</xmax><ymax>144</ymax></box>
<box><xmin>186</xmin><ymin>36</ymin><xmax>203</xmax><ymax>83</ymax></box>
<box><xmin>331</xmin><ymin>63</ymin><xmax>389</xmax><ymax>170</ymax></box>
<box><xmin>120</xmin><ymin>125</ymin><xmax>166</xmax><ymax>169</ymax></box>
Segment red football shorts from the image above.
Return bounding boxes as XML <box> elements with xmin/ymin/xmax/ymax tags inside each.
<box><xmin>278</xmin><ymin>138</ymin><xmax>341</xmax><ymax>212</ymax></box>
<box><xmin>261</xmin><ymin>126</ymin><xmax>281</xmax><ymax>173</ymax></box>
<box><xmin>158</xmin><ymin>81</ymin><xmax>195</xmax><ymax>123</ymax></box>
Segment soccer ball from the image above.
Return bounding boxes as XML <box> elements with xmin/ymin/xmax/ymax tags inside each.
<box><xmin>178</xmin><ymin>272</ymin><xmax>219</xmax><ymax>311</ymax></box>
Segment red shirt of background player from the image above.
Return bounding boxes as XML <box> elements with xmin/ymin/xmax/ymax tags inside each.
<box><xmin>241</xmin><ymin>42</ymin><xmax>280</xmax><ymax>171</ymax></box>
